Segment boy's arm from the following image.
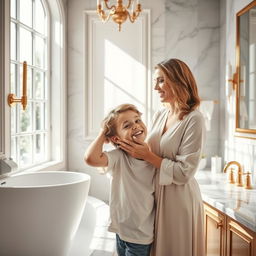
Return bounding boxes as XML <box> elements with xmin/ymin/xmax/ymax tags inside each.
<box><xmin>84</xmin><ymin>130</ymin><xmax>108</xmax><ymax>167</ymax></box>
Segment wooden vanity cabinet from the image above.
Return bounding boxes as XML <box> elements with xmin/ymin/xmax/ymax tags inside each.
<box><xmin>204</xmin><ymin>203</ymin><xmax>226</xmax><ymax>256</ymax></box>
<box><xmin>204</xmin><ymin>203</ymin><xmax>256</xmax><ymax>256</ymax></box>
<box><xmin>226</xmin><ymin>217</ymin><xmax>256</xmax><ymax>256</ymax></box>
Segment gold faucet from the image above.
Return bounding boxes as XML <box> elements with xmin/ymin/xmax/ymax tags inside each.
<box><xmin>223</xmin><ymin>161</ymin><xmax>243</xmax><ymax>186</ymax></box>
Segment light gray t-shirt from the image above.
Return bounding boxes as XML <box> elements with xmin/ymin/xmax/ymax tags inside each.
<box><xmin>104</xmin><ymin>149</ymin><xmax>155</xmax><ymax>245</ymax></box>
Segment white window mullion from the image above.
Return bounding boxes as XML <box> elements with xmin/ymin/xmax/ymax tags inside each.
<box><xmin>16</xmin><ymin>136</ymin><xmax>20</xmax><ymax>166</ymax></box>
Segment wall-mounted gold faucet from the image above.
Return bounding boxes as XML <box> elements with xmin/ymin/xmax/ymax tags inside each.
<box><xmin>223</xmin><ymin>161</ymin><xmax>243</xmax><ymax>186</ymax></box>
<box><xmin>7</xmin><ymin>61</ymin><xmax>27</xmax><ymax>110</ymax></box>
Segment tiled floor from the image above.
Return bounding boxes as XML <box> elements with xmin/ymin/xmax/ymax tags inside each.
<box><xmin>69</xmin><ymin>196</ymin><xmax>116</xmax><ymax>256</ymax></box>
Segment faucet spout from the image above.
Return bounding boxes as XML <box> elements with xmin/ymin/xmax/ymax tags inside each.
<box><xmin>223</xmin><ymin>161</ymin><xmax>242</xmax><ymax>173</ymax></box>
<box><xmin>223</xmin><ymin>161</ymin><xmax>243</xmax><ymax>186</ymax></box>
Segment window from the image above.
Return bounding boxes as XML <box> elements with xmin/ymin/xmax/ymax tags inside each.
<box><xmin>10</xmin><ymin>0</ymin><xmax>49</xmax><ymax>169</ymax></box>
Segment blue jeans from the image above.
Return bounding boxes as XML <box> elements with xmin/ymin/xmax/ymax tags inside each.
<box><xmin>116</xmin><ymin>234</ymin><xmax>152</xmax><ymax>256</ymax></box>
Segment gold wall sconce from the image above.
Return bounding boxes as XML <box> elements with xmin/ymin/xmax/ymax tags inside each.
<box><xmin>97</xmin><ymin>0</ymin><xmax>142</xmax><ymax>31</ymax></box>
<box><xmin>8</xmin><ymin>61</ymin><xmax>27</xmax><ymax>111</ymax></box>
<box><xmin>226</xmin><ymin>63</ymin><xmax>237</xmax><ymax>97</ymax></box>
<box><xmin>228</xmin><ymin>73</ymin><xmax>238</xmax><ymax>90</ymax></box>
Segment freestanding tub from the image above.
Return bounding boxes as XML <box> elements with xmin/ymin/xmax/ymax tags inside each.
<box><xmin>0</xmin><ymin>171</ymin><xmax>90</xmax><ymax>256</ymax></box>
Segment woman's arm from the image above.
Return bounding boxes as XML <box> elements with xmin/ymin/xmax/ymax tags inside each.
<box><xmin>159</xmin><ymin>114</ymin><xmax>205</xmax><ymax>185</ymax></box>
<box><xmin>120</xmin><ymin>113</ymin><xmax>205</xmax><ymax>185</ymax></box>
<box><xmin>84</xmin><ymin>130</ymin><xmax>108</xmax><ymax>167</ymax></box>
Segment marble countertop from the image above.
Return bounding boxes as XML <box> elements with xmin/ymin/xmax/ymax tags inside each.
<box><xmin>195</xmin><ymin>170</ymin><xmax>256</xmax><ymax>232</ymax></box>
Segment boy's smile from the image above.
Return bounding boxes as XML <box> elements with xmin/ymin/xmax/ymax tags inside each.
<box><xmin>113</xmin><ymin>110</ymin><xmax>147</xmax><ymax>143</ymax></box>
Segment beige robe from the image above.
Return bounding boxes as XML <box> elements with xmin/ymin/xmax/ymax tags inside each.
<box><xmin>147</xmin><ymin>108</ymin><xmax>205</xmax><ymax>256</ymax></box>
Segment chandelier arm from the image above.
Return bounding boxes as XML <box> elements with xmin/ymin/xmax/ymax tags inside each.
<box><xmin>127</xmin><ymin>10</ymin><xmax>140</xmax><ymax>23</ymax></box>
<box><xmin>104</xmin><ymin>0</ymin><xmax>116</xmax><ymax>10</ymax></box>
<box><xmin>98</xmin><ymin>9</ymin><xmax>114</xmax><ymax>23</ymax></box>
<box><xmin>126</xmin><ymin>0</ymin><xmax>132</xmax><ymax>9</ymax></box>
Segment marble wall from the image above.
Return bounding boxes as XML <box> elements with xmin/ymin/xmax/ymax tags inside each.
<box><xmin>164</xmin><ymin>0</ymin><xmax>220</xmax><ymax>164</ymax></box>
<box><xmin>67</xmin><ymin>0</ymin><xmax>221</xmax><ymax>201</ymax></box>
<box><xmin>221</xmin><ymin>0</ymin><xmax>256</xmax><ymax>185</ymax></box>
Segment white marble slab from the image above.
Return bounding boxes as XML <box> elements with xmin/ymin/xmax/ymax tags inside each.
<box><xmin>196</xmin><ymin>170</ymin><xmax>256</xmax><ymax>232</ymax></box>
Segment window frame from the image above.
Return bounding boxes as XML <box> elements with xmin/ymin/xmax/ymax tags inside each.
<box><xmin>10</xmin><ymin>0</ymin><xmax>50</xmax><ymax>169</ymax></box>
<box><xmin>0</xmin><ymin>0</ymin><xmax>67</xmax><ymax>174</ymax></box>
<box><xmin>1</xmin><ymin>0</ymin><xmax>11</xmax><ymax>159</ymax></box>
<box><xmin>0</xmin><ymin>0</ymin><xmax>4</xmax><ymax>156</ymax></box>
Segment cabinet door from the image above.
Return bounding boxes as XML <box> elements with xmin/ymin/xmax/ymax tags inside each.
<box><xmin>226</xmin><ymin>218</ymin><xmax>256</xmax><ymax>256</ymax></box>
<box><xmin>204</xmin><ymin>203</ymin><xmax>226</xmax><ymax>256</ymax></box>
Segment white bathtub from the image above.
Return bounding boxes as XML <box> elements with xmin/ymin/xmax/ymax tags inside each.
<box><xmin>0</xmin><ymin>171</ymin><xmax>90</xmax><ymax>256</ymax></box>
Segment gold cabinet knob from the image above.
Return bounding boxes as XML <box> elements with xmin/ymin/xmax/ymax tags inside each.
<box><xmin>216</xmin><ymin>221</ymin><xmax>223</xmax><ymax>229</ymax></box>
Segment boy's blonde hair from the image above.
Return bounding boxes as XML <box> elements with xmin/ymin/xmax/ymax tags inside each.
<box><xmin>102</xmin><ymin>104</ymin><xmax>142</xmax><ymax>138</ymax></box>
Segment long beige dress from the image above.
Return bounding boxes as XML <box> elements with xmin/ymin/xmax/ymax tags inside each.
<box><xmin>147</xmin><ymin>108</ymin><xmax>205</xmax><ymax>256</ymax></box>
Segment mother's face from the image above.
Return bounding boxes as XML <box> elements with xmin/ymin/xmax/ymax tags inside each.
<box><xmin>153</xmin><ymin>68</ymin><xmax>173</xmax><ymax>103</ymax></box>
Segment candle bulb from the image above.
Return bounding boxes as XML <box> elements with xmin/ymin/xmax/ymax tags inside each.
<box><xmin>22</xmin><ymin>61</ymin><xmax>27</xmax><ymax>97</ymax></box>
<box><xmin>131</xmin><ymin>0</ymin><xmax>134</xmax><ymax>11</ymax></box>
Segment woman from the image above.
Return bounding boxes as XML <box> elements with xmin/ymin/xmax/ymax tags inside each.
<box><xmin>119</xmin><ymin>58</ymin><xmax>205</xmax><ymax>256</ymax></box>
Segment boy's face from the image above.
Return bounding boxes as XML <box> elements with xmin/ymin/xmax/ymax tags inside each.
<box><xmin>112</xmin><ymin>110</ymin><xmax>147</xmax><ymax>144</ymax></box>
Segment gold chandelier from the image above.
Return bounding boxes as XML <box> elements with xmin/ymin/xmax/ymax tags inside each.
<box><xmin>97</xmin><ymin>0</ymin><xmax>142</xmax><ymax>31</ymax></box>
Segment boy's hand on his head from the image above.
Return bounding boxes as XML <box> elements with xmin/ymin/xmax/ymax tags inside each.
<box><xmin>99</xmin><ymin>128</ymin><xmax>110</xmax><ymax>143</ymax></box>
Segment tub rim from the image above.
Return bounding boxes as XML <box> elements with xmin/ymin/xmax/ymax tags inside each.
<box><xmin>0</xmin><ymin>171</ymin><xmax>90</xmax><ymax>188</ymax></box>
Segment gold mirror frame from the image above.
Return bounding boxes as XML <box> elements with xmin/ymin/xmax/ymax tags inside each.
<box><xmin>235</xmin><ymin>0</ymin><xmax>256</xmax><ymax>135</ymax></box>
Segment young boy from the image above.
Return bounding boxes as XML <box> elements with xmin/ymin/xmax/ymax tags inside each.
<box><xmin>84</xmin><ymin>104</ymin><xmax>155</xmax><ymax>256</ymax></box>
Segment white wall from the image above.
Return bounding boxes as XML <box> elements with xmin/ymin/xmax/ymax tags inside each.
<box><xmin>67</xmin><ymin>0</ymin><xmax>220</xmax><ymax>202</ymax></box>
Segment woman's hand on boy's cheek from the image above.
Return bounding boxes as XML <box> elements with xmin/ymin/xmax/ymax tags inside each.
<box><xmin>118</xmin><ymin>138</ymin><xmax>150</xmax><ymax>159</ymax></box>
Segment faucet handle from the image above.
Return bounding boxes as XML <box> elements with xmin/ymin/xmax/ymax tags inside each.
<box><xmin>243</xmin><ymin>172</ymin><xmax>252</xmax><ymax>190</ymax></box>
<box><xmin>228</xmin><ymin>167</ymin><xmax>235</xmax><ymax>184</ymax></box>
<box><xmin>236</xmin><ymin>169</ymin><xmax>243</xmax><ymax>187</ymax></box>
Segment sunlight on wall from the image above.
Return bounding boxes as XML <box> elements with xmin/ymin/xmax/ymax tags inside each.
<box><xmin>104</xmin><ymin>39</ymin><xmax>146</xmax><ymax>119</ymax></box>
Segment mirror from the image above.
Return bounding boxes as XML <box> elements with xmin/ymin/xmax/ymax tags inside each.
<box><xmin>236</xmin><ymin>1</ymin><xmax>256</xmax><ymax>134</ymax></box>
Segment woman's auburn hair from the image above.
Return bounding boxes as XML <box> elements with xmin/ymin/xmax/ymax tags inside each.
<box><xmin>102</xmin><ymin>103</ymin><xmax>142</xmax><ymax>138</ymax></box>
<box><xmin>156</xmin><ymin>58</ymin><xmax>201</xmax><ymax>120</ymax></box>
